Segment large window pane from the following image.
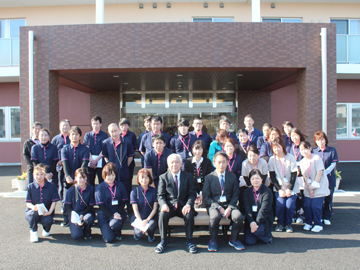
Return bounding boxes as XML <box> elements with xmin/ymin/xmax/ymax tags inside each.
<box><xmin>331</xmin><ymin>19</ymin><xmax>348</xmax><ymax>34</ymax></box>
<box><xmin>10</xmin><ymin>108</ymin><xmax>20</xmax><ymax>138</ymax></box>
<box><xmin>10</xmin><ymin>19</ymin><xmax>25</xmax><ymax>38</ymax></box>
<box><xmin>349</xmin><ymin>19</ymin><xmax>360</xmax><ymax>35</ymax></box>
<box><xmin>170</xmin><ymin>93</ymin><xmax>189</xmax><ymax>107</ymax></box>
<box><xmin>11</xmin><ymin>38</ymin><xmax>19</xmax><ymax>66</ymax></box>
<box><xmin>193</xmin><ymin>92</ymin><xmax>213</xmax><ymax>107</ymax></box>
<box><xmin>0</xmin><ymin>20</ymin><xmax>5</xmax><ymax>38</ymax></box>
<box><xmin>213</xmin><ymin>18</ymin><xmax>234</xmax><ymax>22</ymax></box>
<box><xmin>202</xmin><ymin>113</ymin><xmax>238</xmax><ymax>135</ymax></box>
<box><xmin>336</xmin><ymin>104</ymin><xmax>347</xmax><ymax>138</ymax></box>
<box><xmin>348</xmin><ymin>35</ymin><xmax>360</xmax><ymax>63</ymax></box>
<box><xmin>351</xmin><ymin>104</ymin><xmax>360</xmax><ymax>137</ymax></box>
<box><xmin>262</xmin><ymin>19</ymin><xmax>281</xmax><ymax>23</ymax></box>
<box><xmin>282</xmin><ymin>18</ymin><xmax>302</xmax><ymax>23</ymax></box>
<box><xmin>145</xmin><ymin>93</ymin><xmax>165</xmax><ymax>108</ymax></box>
<box><xmin>336</xmin><ymin>35</ymin><xmax>348</xmax><ymax>63</ymax></box>
<box><xmin>193</xmin><ymin>18</ymin><xmax>212</xmax><ymax>22</ymax></box>
<box><xmin>123</xmin><ymin>93</ymin><xmax>141</xmax><ymax>108</ymax></box>
<box><xmin>0</xmin><ymin>109</ymin><xmax>5</xmax><ymax>138</ymax></box>
<box><xmin>0</xmin><ymin>39</ymin><xmax>11</xmax><ymax>66</ymax></box>
<box><xmin>217</xmin><ymin>92</ymin><xmax>235</xmax><ymax>107</ymax></box>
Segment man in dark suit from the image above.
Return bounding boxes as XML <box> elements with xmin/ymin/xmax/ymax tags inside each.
<box><xmin>203</xmin><ymin>151</ymin><xmax>245</xmax><ymax>252</ymax></box>
<box><xmin>156</xmin><ymin>154</ymin><xmax>197</xmax><ymax>254</ymax></box>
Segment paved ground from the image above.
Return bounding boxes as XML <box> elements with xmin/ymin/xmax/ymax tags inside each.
<box><xmin>0</xmin><ymin>163</ymin><xmax>359</xmax><ymax>270</ymax></box>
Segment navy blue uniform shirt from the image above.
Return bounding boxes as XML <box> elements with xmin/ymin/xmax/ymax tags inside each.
<box><xmin>212</xmin><ymin>132</ymin><xmax>239</xmax><ymax>144</ymax></box>
<box><xmin>102</xmin><ymin>137</ymin><xmax>135</xmax><ymax>181</ymax></box>
<box><xmin>31</xmin><ymin>143</ymin><xmax>59</xmax><ymax>173</ymax></box>
<box><xmin>257</xmin><ymin>136</ymin><xmax>268</xmax><ymax>149</ymax></box>
<box><xmin>312</xmin><ymin>146</ymin><xmax>339</xmax><ymax>188</ymax></box>
<box><xmin>83</xmin><ymin>130</ymin><xmax>108</xmax><ymax>156</ymax></box>
<box><xmin>138</xmin><ymin>130</ymin><xmax>149</xmax><ymax>151</ymax></box>
<box><xmin>247</xmin><ymin>128</ymin><xmax>263</xmax><ymax>146</ymax></box>
<box><xmin>282</xmin><ymin>134</ymin><xmax>292</xmax><ymax>148</ymax></box>
<box><xmin>139</xmin><ymin>131</ymin><xmax>171</xmax><ymax>154</ymax></box>
<box><xmin>95</xmin><ymin>181</ymin><xmax>128</xmax><ymax>214</ymax></box>
<box><xmin>260</xmin><ymin>141</ymin><xmax>273</xmax><ymax>158</ymax></box>
<box><xmin>61</xmin><ymin>143</ymin><xmax>90</xmax><ymax>179</ymax></box>
<box><xmin>130</xmin><ymin>186</ymin><xmax>157</xmax><ymax>219</ymax></box>
<box><xmin>25</xmin><ymin>181</ymin><xmax>60</xmax><ymax>211</ymax></box>
<box><xmin>226</xmin><ymin>153</ymin><xmax>243</xmax><ymax>180</ymax></box>
<box><xmin>52</xmin><ymin>133</ymin><xmax>70</xmax><ymax>160</ymax></box>
<box><xmin>189</xmin><ymin>130</ymin><xmax>212</xmax><ymax>150</ymax></box>
<box><xmin>288</xmin><ymin>143</ymin><xmax>303</xmax><ymax>162</ymax></box>
<box><xmin>144</xmin><ymin>147</ymin><xmax>173</xmax><ymax>182</ymax></box>
<box><xmin>170</xmin><ymin>133</ymin><xmax>197</xmax><ymax>163</ymax></box>
<box><xmin>65</xmin><ymin>184</ymin><xmax>95</xmax><ymax>215</ymax></box>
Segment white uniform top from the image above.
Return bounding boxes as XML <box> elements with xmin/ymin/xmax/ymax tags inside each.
<box><xmin>300</xmin><ymin>154</ymin><xmax>330</xmax><ymax>198</ymax></box>
<box><xmin>268</xmin><ymin>153</ymin><xmax>299</xmax><ymax>194</ymax></box>
<box><xmin>242</xmin><ymin>158</ymin><xmax>269</xmax><ymax>178</ymax></box>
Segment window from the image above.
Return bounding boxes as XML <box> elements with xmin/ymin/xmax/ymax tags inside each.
<box><xmin>331</xmin><ymin>19</ymin><xmax>360</xmax><ymax>63</ymax></box>
<box><xmin>0</xmin><ymin>19</ymin><xmax>25</xmax><ymax>66</ymax></box>
<box><xmin>0</xmin><ymin>107</ymin><xmax>21</xmax><ymax>141</ymax></box>
<box><xmin>262</xmin><ymin>18</ymin><xmax>302</xmax><ymax>23</ymax></box>
<box><xmin>0</xmin><ymin>19</ymin><xmax>25</xmax><ymax>38</ymax></box>
<box><xmin>192</xmin><ymin>18</ymin><xmax>234</xmax><ymax>22</ymax></box>
<box><xmin>336</xmin><ymin>103</ymin><xmax>360</xmax><ymax>139</ymax></box>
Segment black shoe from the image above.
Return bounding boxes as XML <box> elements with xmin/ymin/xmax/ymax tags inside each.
<box><xmin>186</xmin><ymin>243</ymin><xmax>198</xmax><ymax>254</ymax></box>
<box><xmin>61</xmin><ymin>221</ymin><xmax>69</xmax><ymax>227</ymax></box>
<box><xmin>155</xmin><ymin>243</ymin><xmax>166</xmax><ymax>253</ymax></box>
<box><xmin>267</xmin><ymin>237</ymin><xmax>273</xmax><ymax>244</ymax></box>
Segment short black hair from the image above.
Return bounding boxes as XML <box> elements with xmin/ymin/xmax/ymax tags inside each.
<box><xmin>60</xmin><ymin>119</ymin><xmax>70</xmax><ymax>126</ymax></box>
<box><xmin>152</xmin><ymin>133</ymin><xmax>166</xmax><ymax>143</ymax></box>
<box><xmin>192</xmin><ymin>140</ymin><xmax>208</xmax><ymax>158</ymax></box>
<box><xmin>119</xmin><ymin>118</ymin><xmax>131</xmax><ymax>126</ymax></box>
<box><xmin>300</xmin><ymin>141</ymin><xmax>312</xmax><ymax>149</ymax></box>
<box><xmin>193</xmin><ymin>116</ymin><xmax>202</xmax><ymax>122</ymax></box>
<box><xmin>177</xmin><ymin>118</ymin><xmax>190</xmax><ymax>127</ymax></box>
<box><xmin>69</xmin><ymin>126</ymin><xmax>82</xmax><ymax>137</ymax></box>
<box><xmin>247</xmin><ymin>144</ymin><xmax>259</xmax><ymax>155</ymax></box>
<box><xmin>91</xmin><ymin>115</ymin><xmax>102</xmax><ymax>124</ymax></box>
<box><xmin>32</xmin><ymin>122</ymin><xmax>43</xmax><ymax>129</ymax></box>
<box><xmin>144</xmin><ymin>116</ymin><xmax>152</xmax><ymax>122</ymax></box>
<box><xmin>213</xmin><ymin>151</ymin><xmax>229</xmax><ymax>162</ymax></box>
<box><xmin>151</xmin><ymin>115</ymin><xmax>163</xmax><ymax>124</ymax></box>
<box><xmin>249</xmin><ymin>169</ymin><xmax>262</xmax><ymax>180</ymax></box>
<box><xmin>237</xmin><ymin>128</ymin><xmax>249</xmax><ymax>136</ymax></box>
<box><xmin>219</xmin><ymin>116</ymin><xmax>231</xmax><ymax>125</ymax></box>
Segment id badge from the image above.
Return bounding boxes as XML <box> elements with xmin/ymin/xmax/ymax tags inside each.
<box><xmin>220</xmin><ymin>196</ymin><xmax>226</xmax><ymax>203</ymax></box>
<box><xmin>112</xmin><ymin>200</ymin><xmax>118</xmax><ymax>205</ymax></box>
<box><xmin>283</xmin><ymin>177</ymin><xmax>289</xmax><ymax>183</ymax></box>
<box><xmin>188</xmin><ymin>152</ymin><xmax>192</xmax><ymax>157</ymax></box>
<box><xmin>197</xmin><ymin>178</ymin><xmax>202</xmax><ymax>183</ymax></box>
<box><xmin>307</xmin><ymin>179</ymin><xmax>312</xmax><ymax>184</ymax></box>
<box><xmin>252</xmin><ymin>205</ymin><xmax>258</xmax><ymax>212</ymax></box>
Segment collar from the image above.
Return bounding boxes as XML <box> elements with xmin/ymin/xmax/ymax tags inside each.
<box><xmin>152</xmin><ymin>131</ymin><xmax>161</xmax><ymax>136</ymax></box>
<box><xmin>253</xmin><ymin>185</ymin><xmax>262</xmax><ymax>194</ymax></box>
<box><xmin>77</xmin><ymin>184</ymin><xmax>87</xmax><ymax>191</ymax></box>
<box><xmin>113</xmin><ymin>138</ymin><xmax>122</xmax><ymax>148</ymax></box>
<box><xmin>104</xmin><ymin>181</ymin><xmax>116</xmax><ymax>188</ymax></box>
<box><xmin>318</xmin><ymin>146</ymin><xmax>328</xmax><ymax>152</ymax></box>
<box><xmin>69</xmin><ymin>143</ymin><xmax>80</xmax><ymax>149</ymax></box>
<box><xmin>228</xmin><ymin>153</ymin><xmax>235</xmax><ymax>160</ymax></box>
<box><xmin>195</xmin><ymin>130</ymin><xmax>202</xmax><ymax>136</ymax></box>
<box><xmin>172</xmin><ymin>171</ymin><xmax>181</xmax><ymax>180</ymax></box>
<box><xmin>93</xmin><ymin>130</ymin><xmax>100</xmax><ymax>135</ymax></box>
<box><xmin>33</xmin><ymin>180</ymin><xmax>47</xmax><ymax>189</ymax></box>
<box><xmin>121</xmin><ymin>131</ymin><xmax>127</xmax><ymax>137</ymax></box>
<box><xmin>179</xmin><ymin>133</ymin><xmax>188</xmax><ymax>139</ymax></box>
<box><xmin>192</xmin><ymin>157</ymin><xmax>203</xmax><ymax>164</ymax></box>
<box><xmin>216</xmin><ymin>170</ymin><xmax>226</xmax><ymax>179</ymax></box>
<box><xmin>39</xmin><ymin>142</ymin><xmax>49</xmax><ymax>149</ymax></box>
<box><xmin>246</xmin><ymin>127</ymin><xmax>254</xmax><ymax>133</ymax></box>
<box><xmin>156</xmin><ymin>151</ymin><xmax>163</xmax><ymax>156</ymax></box>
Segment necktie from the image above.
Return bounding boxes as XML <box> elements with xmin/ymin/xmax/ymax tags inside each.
<box><xmin>221</xmin><ymin>175</ymin><xmax>225</xmax><ymax>194</ymax></box>
<box><xmin>174</xmin><ymin>175</ymin><xmax>179</xmax><ymax>210</ymax></box>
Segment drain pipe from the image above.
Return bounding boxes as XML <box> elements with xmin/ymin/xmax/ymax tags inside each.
<box><xmin>29</xmin><ymin>31</ymin><xmax>34</xmax><ymax>132</ymax></box>
<box><xmin>320</xmin><ymin>28</ymin><xmax>327</xmax><ymax>134</ymax></box>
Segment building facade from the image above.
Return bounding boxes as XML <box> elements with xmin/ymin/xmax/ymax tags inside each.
<box><xmin>0</xmin><ymin>0</ymin><xmax>359</xmax><ymax>170</ymax></box>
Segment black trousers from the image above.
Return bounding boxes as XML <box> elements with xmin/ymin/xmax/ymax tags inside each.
<box><xmin>158</xmin><ymin>204</ymin><xmax>195</xmax><ymax>243</ymax></box>
<box><xmin>209</xmin><ymin>207</ymin><xmax>244</xmax><ymax>243</ymax></box>
<box><xmin>87</xmin><ymin>167</ymin><xmax>104</xmax><ymax>187</ymax></box>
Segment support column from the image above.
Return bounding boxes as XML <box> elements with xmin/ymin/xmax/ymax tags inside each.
<box><xmin>251</xmin><ymin>0</ymin><xmax>261</xmax><ymax>22</ymax></box>
<box><xmin>96</xmin><ymin>0</ymin><xmax>104</xmax><ymax>24</ymax></box>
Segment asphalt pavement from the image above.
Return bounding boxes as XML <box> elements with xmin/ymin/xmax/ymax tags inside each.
<box><xmin>0</xmin><ymin>164</ymin><xmax>359</xmax><ymax>270</ymax></box>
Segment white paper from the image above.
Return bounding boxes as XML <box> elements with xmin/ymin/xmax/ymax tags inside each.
<box><xmin>239</xmin><ymin>176</ymin><xmax>247</xmax><ymax>187</ymax></box>
<box><xmin>131</xmin><ymin>218</ymin><xmax>150</xmax><ymax>232</ymax></box>
<box><xmin>37</xmin><ymin>203</ymin><xmax>48</xmax><ymax>216</ymax></box>
<box><xmin>71</xmin><ymin>211</ymin><xmax>82</xmax><ymax>226</ymax></box>
<box><xmin>88</xmin><ymin>155</ymin><xmax>102</xmax><ymax>168</ymax></box>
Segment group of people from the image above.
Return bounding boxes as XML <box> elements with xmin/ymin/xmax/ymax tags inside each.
<box><xmin>24</xmin><ymin>114</ymin><xmax>338</xmax><ymax>253</ymax></box>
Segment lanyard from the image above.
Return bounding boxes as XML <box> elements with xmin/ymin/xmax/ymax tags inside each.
<box><xmin>253</xmin><ymin>188</ymin><xmax>260</xmax><ymax>204</ymax></box>
<box><xmin>195</xmin><ymin>131</ymin><xmax>202</xmax><ymax>138</ymax></box>
<box><xmin>240</xmin><ymin>141</ymin><xmax>249</xmax><ymax>154</ymax></box>
<box><xmin>108</xmin><ymin>185</ymin><xmax>117</xmax><ymax>200</ymax></box>
<box><xmin>276</xmin><ymin>155</ymin><xmax>286</xmax><ymax>177</ymax></box>
<box><xmin>227</xmin><ymin>154</ymin><xmax>236</xmax><ymax>172</ymax></box>
<box><xmin>221</xmin><ymin>143</ymin><xmax>224</xmax><ymax>152</ymax></box>
<box><xmin>248</xmin><ymin>131</ymin><xmax>254</xmax><ymax>142</ymax></box>
<box><xmin>292</xmin><ymin>144</ymin><xmax>301</xmax><ymax>161</ymax></box>
<box><xmin>196</xmin><ymin>164</ymin><xmax>201</xmax><ymax>177</ymax></box>
<box><xmin>179</xmin><ymin>133</ymin><xmax>191</xmax><ymax>152</ymax></box>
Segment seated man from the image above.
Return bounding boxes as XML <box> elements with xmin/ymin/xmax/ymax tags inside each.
<box><xmin>203</xmin><ymin>151</ymin><xmax>245</xmax><ymax>252</ymax></box>
<box><xmin>144</xmin><ymin>133</ymin><xmax>173</xmax><ymax>187</ymax></box>
<box><xmin>156</xmin><ymin>154</ymin><xmax>197</xmax><ymax>254</ymax></box>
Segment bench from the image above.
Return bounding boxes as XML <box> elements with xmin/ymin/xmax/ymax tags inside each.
<box><xmin>167</xmin><ymin>208</ymin><xmax>231</xmax><ymax>240</ymax></box>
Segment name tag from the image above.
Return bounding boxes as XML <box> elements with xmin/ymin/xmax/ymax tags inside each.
<box><xmin>220</xmin><ymin>196</ymin><xmax>227</xmax><ymax>203</ymax></box>
<box><xmin>252</xmin><ymin>205</ymin><xmax>258</xmax><ymax>212</ymax></box>
<box><xmin>307</xmin><ymin>179</ymin><xmax>312</xmax><ymax>184</ymax></box>
<box><xmin>112</xmin><ymin>200</ymin><xmax>118</xmax><ymax>205</ymax></box>
<box><xmin>296</xmin><ymin>161</ymin><xmax>301</xmax><ymax>167</ymax></box>
<box><xmin>188</xmin><ymin>152</ymin><xmax>192</xmax><ymax>157</ymax></box>
<box><xmin>197</xmin><ymin>178</ymin><xmax>202</xmax><ymax>183</ymax></box>
<box><xmin>283</xmin><ymin>177</ymin><xmax>289</xmax><ymax>183</ymax></box>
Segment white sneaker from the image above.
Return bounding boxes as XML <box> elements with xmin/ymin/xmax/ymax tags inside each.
<box><xmin>311</xmin><ymin>225</ymin><xmax>323</xmax><ymax>232</ymax></box>
<box><xmin>296</xmin><ymin>218</ymin><xmax>304</xmax><ymax>224</ymax></box>
<box><xmin>42</xmin><ymin>228</ymin><xmax>50</xmax><ymax>237</ymax></box>
<box><xmin>323</xmin><ymin>219</ymin><xmax>331</xmax><ymax>225</ymax></box>
<box><xmin>30</xmin><ymin>230</ymin><xmax>38</xmax><ymax>242</ymax></box>
<box><xmin>303</xmin><ymin>224</ymin><xmax>312</xmax><ymax>231</ymax></box>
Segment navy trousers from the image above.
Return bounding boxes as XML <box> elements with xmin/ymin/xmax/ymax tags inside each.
<box><xmin>275</xmin><ymin>193</ymin><xmax>297</xmax><ymax>226</ymax></box>
<box><xmin>69</xmin><ymin>212</ymin><xmax>95</xmax><ymax>240</ymax></box>
<box><xmin>25</xmin><ymin>210</ymin><xmax>53</xmax><ymax>232</ymax></box>
<box><xmin>98</xmin><ymin>212</ymin><xmax>127</xmax><ymax>243</ymax></box>
<box><xmin>87</xmin><ymin>167</ymin><xmax>104</xmax><ymax>187</ymax></box>
<box><xmin>244</xmin><ymin>223</ymin><xmax>272</xmax><ymax>245</ymax></box>
<box><xmin>322</xmin><ymin>187</ymin><xmax>334</xmax><ymax>220</ymax></box>
<box><xmin>304</xmin><ymin>196</ymin><xmax>324</xmax><ymax>226</ymax></box>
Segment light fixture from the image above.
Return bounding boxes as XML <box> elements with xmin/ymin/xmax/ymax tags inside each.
<box><xmin>204</xmin><ymin>2</ymin><xmax>208</xmax><ymax>8</ymax></box>
<box><xmin>222</xmin><ymin>87</ymin><xmax>226</xmax><ymax>90</ymax></box>
<box><xmin>177</xmin><ymin>74</ymin><xmax>183</xmax><ymax>77</ymax></box>
<box><xmin>228</xmin><ymin>82</ymin><xmax>233</xmax><ymax>84</ymax></box>
<box><xmin>123</xmin><ymin>82</ymin><xmax>128</xmax><ymax>85</ymax></box>
<box><xmin>113</xmin><ymin>75</ymin><xmax>119</xmax><ymax>78</ymax></box>
<box><xmin>167</xmin><ymin>2</ymin><xmax>171</xmax><ymax>8</ymax></box>
<box><xmin>153</xmin><ymin>3</ymin><xmax>157</xmax><ymax>8</ymax></box>
<box><xmin>237</xmin><ymin>74</ymin><xmax>243</xmax><ymax>77</ymax></box>
<box><xmin>220</xmin><ymin>2</ymin><xmax>224</xmax><ymax>8</ymax></box>
<box><xmin>179</xmin><ymin>95</ymin><xmax>182</xmax><ymax>97</ymax></box>
<box><xmin>271</xmin><ymin>3</ymin><xmax>275</xmax><ymax>8</ymax></box>
<box><xmin>139</xmin><ymin>3</ymin><xmax>143</xmax><ymax>9</ymax></box>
